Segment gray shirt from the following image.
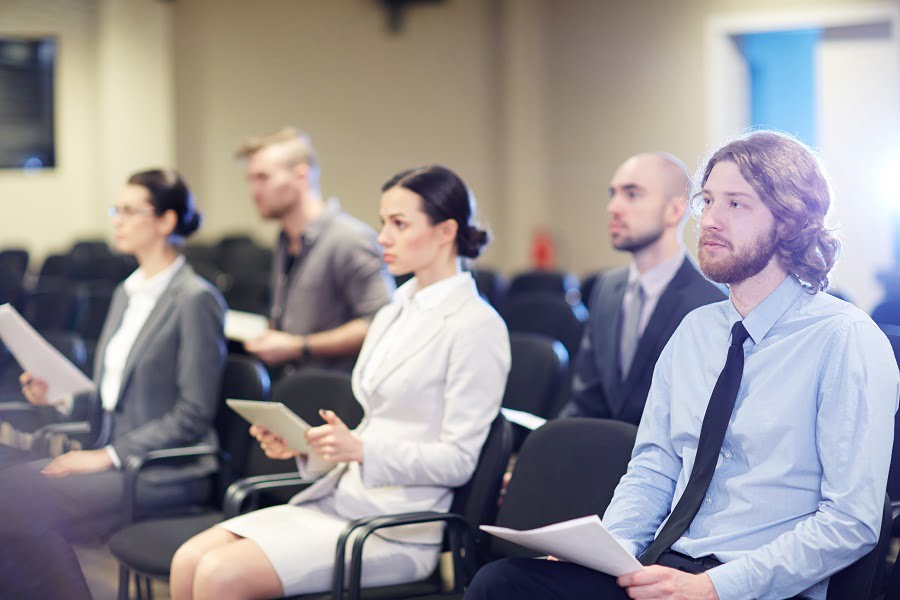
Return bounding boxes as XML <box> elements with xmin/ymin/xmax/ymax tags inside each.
<box><xmin>271</xmin><ymin>199</ymin><xmax>395</xmax><ymax>372</ymax></box>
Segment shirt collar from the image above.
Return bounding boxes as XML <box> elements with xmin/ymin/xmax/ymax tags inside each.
<box><xmin>725</xmin><ymin>275</ymin><xmax>806</xmax><ymax>345</ymax></box>
<box><xmin>627</xmin><ymin>251</ymin><xmax>686</xmax><ymax>299</ymax></box>
<box><xmin>396</xmin><ymin>272</ymin><xmax>473</xmax><ymax>311</ymax></box>
<box><xmin>123</xmin><ymin>255</ymin><xmax>185</xmax><ymax>301</ymax></box>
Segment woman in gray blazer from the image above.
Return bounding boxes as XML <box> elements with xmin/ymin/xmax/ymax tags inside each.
<box><xmin>171</xmin><ymin>166</ymin><xmax>511</xmax><ymax>599</ymax></box>
<box><xmin>0</xmin><ymin>169</ymin><xmax>226</xmax><ymax>599</ymax></box>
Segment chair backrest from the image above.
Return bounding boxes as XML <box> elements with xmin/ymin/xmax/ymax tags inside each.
<box><xmin>24</xmin><ymin>285</ymin><xmax>85</xmax><ymax>332</ymax></box>
<box><xmin>500</xmin><ymin>292</ymin><xmax>588</xmax><ymax>362</ymax></box>
<box><xmin>580</xmin><ymin>271</ymin><xmax>603</xmax><ymax>310</ymax></box>
<box><xmin>872</xmin><ymin>300</ymin><xmax>900</xmax><ymax>327</ymax></box>
<box><xmin>449</xmin><ymin>414</ymin><xmax>514</xmax><ymax>545</ymax></box>
<box><xmin>826</xmin><ymin>494</ymin><xmax>891</xmax><ymax>600</ymax></box>
<box><xmin>502</xmin><ymin>332</ymin><xmax>569</xmax><ymax>420</ymax></box>
<box><xmin>210</xmin><ymin>355</ymin><xmax>271</xmax><ymax>502</ymax></box>
<box><xmin>244</xmin><ymin>368</ymin><xmax>363</xmax><ymax>504</ymax></box>
<box><xmin>490</xmin><ymin>418</ymin><xmax>638</xmax><ymax>558</ymax></box>
<box><xmin>0</xmin><ymin>249</ymin><xmax>28</xmax><ymax>279</ymax></box>
<box><xmin>470</xmin><ymin>269</ymin><xmax>509</xmax><ymax>309</ymax></box>
<box><xmin>75</xmin><ymin>283</ymin><xmax>116</xmax><ymax>342</ymax></box>
<box><xmin>508</xmin><ymin>270</ymin><xmax>580</xmax><ymax>301</ymax></box>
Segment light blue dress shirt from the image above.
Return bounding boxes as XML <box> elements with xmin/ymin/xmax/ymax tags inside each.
<box><xmin>603</xmin><ymin>275</ymin><xmax>900</xmax><ymax>600</ymax></box>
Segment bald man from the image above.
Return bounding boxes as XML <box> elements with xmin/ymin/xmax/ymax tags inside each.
<box><xmin>557</xmin><ymin>153</ymin><xmax>724</xmax><ymax>424</ymax></box>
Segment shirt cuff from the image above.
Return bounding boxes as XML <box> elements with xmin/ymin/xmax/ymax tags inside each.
<box><xmin>54</xmin><ymin>393</ymin><xmax>75</xmax><ymax>416</ymax></box>
<box><xmin>105</xmin><ymin>445</ymin><xmax>122</xmax><ymax>469</ymax></box>
<box><xmin>705</xmin><ymin>557</ymin><xmax>752</xmax><ymax>600</ymax></box>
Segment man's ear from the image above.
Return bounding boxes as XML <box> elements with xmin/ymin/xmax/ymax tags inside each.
<box><xmin>292</xmin><ymin>162</ymin><xmax>310</xmax><ymax>185</ymax></box>
<box><xmin>666</xmin><ymin>195</ymin><xmax>687</xmax><ymax>227</ymax></box>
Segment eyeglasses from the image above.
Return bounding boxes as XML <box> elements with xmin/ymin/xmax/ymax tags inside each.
<box><xmin>108</xmin><ymin>205</ymin><xmax>155</xmax><ymax>218</ymax></box>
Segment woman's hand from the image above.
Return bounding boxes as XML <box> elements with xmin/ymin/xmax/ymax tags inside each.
<box><xmin>41</xmin><ymin>449</ymin><xmax>114</xmax><ymax>478</ymax></box>
<box><xmin>305</xmin><ymin>410</ymin><xmax>363</xmax><ymax>464</ymax></box>
<box><xmin>19</xmin><ymin>372</ymin><xmax>51</xmax><ymax>406</ymax></box>
<box><xmin>250</xmin><ymin>424</ymin><xmax>299</xmax><ymax>460</ymax></box>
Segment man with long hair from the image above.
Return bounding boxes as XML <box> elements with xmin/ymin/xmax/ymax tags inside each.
<box><xmin>467</xmin><ymin>131</ymin><xmax>899</xmax><ymax>600</ymax></box>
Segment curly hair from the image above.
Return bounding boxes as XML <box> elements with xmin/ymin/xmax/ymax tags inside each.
<box><xmin>698</xmin><ymin>130</ymin><xmax>841</xmax><ymax>291</ymax></box>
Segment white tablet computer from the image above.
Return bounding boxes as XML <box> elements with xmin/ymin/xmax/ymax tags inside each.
<box><xmin>226</xmin><ymin>399</ymin><xmax>313</xmax><ymax>454</ymax></box>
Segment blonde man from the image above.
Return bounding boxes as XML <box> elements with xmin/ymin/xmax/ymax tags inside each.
<box><xmin>236</xmin><ymin>128</ymin><xmax>394</xmax><ymax>373</ymax></box>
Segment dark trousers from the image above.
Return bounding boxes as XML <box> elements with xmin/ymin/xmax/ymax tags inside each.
<box><xmin>0</xmin><ymin>457</ymin><xmax>206</xmax><ymax>599</ymax></box>
<box><xmin>465</xmin><ymin>552</ymin><xmax>808</xmax><ymax>600</ymax></box>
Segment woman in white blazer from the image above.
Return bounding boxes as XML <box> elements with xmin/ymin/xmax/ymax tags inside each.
<box><xmin>170</xmin><ymin>165</ymin><xmax>511</xmax><ymax>599</ymax></box>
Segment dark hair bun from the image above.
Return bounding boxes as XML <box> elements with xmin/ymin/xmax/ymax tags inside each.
<box><xmin>176</xmin><ymin>206</ymin><xmax>202</xmax><ymax>238</ymax></box>
<box><xmin>457</xmin><ymin>225</ymin><xmax>489</xmax><ymax>259</ymax></box>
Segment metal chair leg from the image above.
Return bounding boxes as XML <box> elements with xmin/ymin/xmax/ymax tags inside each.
<box><xmin>143</xmin><ymin>575</ymin><xmax>154</xmax><ymax>600</ymax></box>
<box><xmin>117</xmin><ymin>564</ymin><xmax>131</xmax><ymax>600</ymax></box>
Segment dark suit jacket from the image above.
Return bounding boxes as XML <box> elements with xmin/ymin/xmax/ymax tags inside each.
<box><xmin>558</xmin><ymin>257</ymin><xmax>725</xmax><ymax>425</ymax></box>
<box><xmin>91</xmin><ymin>262</ymin><xmax>227</xmax><ymax>482</ymax></box>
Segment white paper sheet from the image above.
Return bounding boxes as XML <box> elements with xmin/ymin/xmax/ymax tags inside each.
<box><xmin>0</xmin><ymin>303</ymin><xmax>96</xmax><ymax>402</ymax></box>
<box><xmin>224</xmin><ymin>310</ymin><xmax>269</xmax><ymax>342</ymax></box>
<box><xmin>481</xmin><ymin>515</ymin><xmax>643</xmax><ymax>576</ymax></box>
<box><xmin>500</xmin><ymin>407</ymin><xmax>548</xmax><ymax>431</ymax></box>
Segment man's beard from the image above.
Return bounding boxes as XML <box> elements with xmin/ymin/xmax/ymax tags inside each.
<box><xmin>612</xmin><ymin>226</ymin><xmax>664</xmax><ymax>254</ymax></box>
<box><xmin>699</xmin><ymin>228</ymin><xmax>778</xmax><ymax>284</ymax></box>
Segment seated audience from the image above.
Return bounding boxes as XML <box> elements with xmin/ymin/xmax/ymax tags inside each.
<box><xmin>558</xmin><ymin>152</ymin><xmax>724</xmax><ymax>424</ymax></box>
<box><xmin>466</xmin><ymin>131</ymin><xmax>899</xmax><ymax>600</ymax></box>
<box><xmin>0</xmin><ymin>169</ymin><xmax>227</xmax><ymax>599</ymax></box>
<box><xmin>236</xmin><ymin>128</ymin><xmax>395</xmax><ymax>374</ymax></box>
<box><xmin>169</xmin><ymin>165</ymin><xmax>511</xmax><ymax>599</ymax></box>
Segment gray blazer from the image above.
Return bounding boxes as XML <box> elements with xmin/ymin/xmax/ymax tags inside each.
<box><xmin>92</xmin><ymin>263</ymin><xmax>226</xmax><ymax>482</ymax></box>
<box><xmin>559</xmin><ymin>257</ymin><xmax>725</xmax><ymax>425</ymax></box>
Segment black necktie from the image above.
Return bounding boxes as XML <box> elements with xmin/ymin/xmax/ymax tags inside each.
<box><xmin>639</xmin><ymin>321</ymin><xmax>750</xmax><ymax>566</ymax></box>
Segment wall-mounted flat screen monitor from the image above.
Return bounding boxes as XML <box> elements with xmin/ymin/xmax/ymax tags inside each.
<box><xmin>0</xmin><ymin>37</ymin><xmax>56</xmax><ymax>170</ymax></box>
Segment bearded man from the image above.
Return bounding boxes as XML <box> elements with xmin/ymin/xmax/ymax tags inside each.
<box><xmin>467</xmin><ymin>131</ymin><xmax>899</xmax><ymax>600</ymax></box>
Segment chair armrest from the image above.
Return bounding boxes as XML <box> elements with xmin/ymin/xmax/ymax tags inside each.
<box><xmin>222</xmin><ymin>473</ymin><xmax>317</xmax><ymax>519</ymax></box>
<box><xmin>332</xmin><ymin>511</ymin><xmax>475</xmax><ymax>600</ymax></box>
<box><xmin>0</xmin><ymin>401</ymin><xmax>38</xmax><ymax>414</ymax></box>
<box><xmin>122</xmin><ymin>444</ymin><xmax>229</xmax><ymax>524</ymax></box>
<box><xmin>891</xmin><ymin>500</ymin><xmax>900</xmax><ymax>522</ymax></box>
<box><xmin>31</xmin><ymin>421</ymin><xmax>93</xmax><ymax>455</ymax></box>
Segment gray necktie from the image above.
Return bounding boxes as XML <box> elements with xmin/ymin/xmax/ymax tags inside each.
<box><xmin>620</xmin><ymin>280</ymin><xmax>645</xmax><ymax>378</ymax></box>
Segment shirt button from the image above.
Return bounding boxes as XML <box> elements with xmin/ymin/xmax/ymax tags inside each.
<box><xmin>705</xmin><ymin>497</ymin><xmax>712</xmax><ymax>504</ymax></box>
<box><xmin>724</xmin><ymin>451</ymin><xmax>732</xmax><ymax>459</ymax></box>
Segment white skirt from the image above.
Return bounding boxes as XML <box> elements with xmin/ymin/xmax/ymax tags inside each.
<box><xmin>219</xmin><ymin>496</ymin><xmax>441</xmax><ymax>595</ymax></box>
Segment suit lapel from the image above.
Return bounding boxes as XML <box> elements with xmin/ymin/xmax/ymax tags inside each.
<box><xmin>115</xmin><ymin>265</ymin><xmax>189</xmax><ymax>407</ymax></box>
<box><xmin>598</xmin><ymin>270</ymin><xmax>628</xmax><ymax>413</ymax></box>
<box><xmin>360</xmin><ymin>277</ymin><xmax>475</xmax><ymax>397</ymax></box>
<box><xmin>621</xmin><ymin>258</ymin><xmax>691</xmax><ymax>391</ymax></box>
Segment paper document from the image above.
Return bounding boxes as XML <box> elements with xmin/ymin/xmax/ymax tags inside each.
<box><xmin>481</xmin><ymin>515</ymin><xmax>642</xmax><ymax>576</ymax></box>
<box><xmin>226</xmin><ymin>399</ymin><xmax>313</xmax><ymax>454</ymax></box>
<box><xmin>225</xmin><ymin>310</ymin><xmax>269</xmax><ymax>342</ymax></box>
<box><xmin>500</xmin><ymin>407</ymin><xmax>547</xmax><ymax>431</ymax></box>
<box><xmin>0</xmin><ymin>303</ymin><xmax>96</xmax><ymax>402</ymax></box>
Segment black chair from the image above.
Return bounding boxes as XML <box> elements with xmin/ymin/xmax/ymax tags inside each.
<box><xmin>470</xmin><ymin>269</ymin><xmax>508</xmax><ymax>309</ymax></box>
<box><xmin>873</xmin><ymin>300</ymin><xmax>900</xmax><ymax>327</ymax></box>
<box><xmin>0</xmin><ymin>263</ymin><xmax>25</xmax><ymax>310</ymax></box>
<box><xmin>390</xmin><ymin>418</ymin><xmax>637</xmax><ymax>600</ymax></box>
<box><xmin>22</xmin><ymin>285</ymin><xmax>85</xmax><ymax>332</ymax></box>
<box><xmin>501</xmin><ymin>333</ymin><xmax>569</xmax><ymax>450</ymax></box>
<box><xmin>826</xmin><ymin>494</ymin><xmax>891</xmax><ymax>600</ymax></box>
<box><xmin>109</xmin><ymin>367</ymin><xmax>361</xmax><ymax>599</ymax></box>
<box><xmin>0</xmin><ymin>248</ymin><xmax>29</xmax><ymax>276</ymax></box>
<box><xmin>224</xmin><ymin>275</ymin><xmax>271</xmax><ymax>315</ymax></box>
<box><xmin>283</xmin><ymin>413</ymin><xmax>513</xmax><ymax>600</ymax></box>
<box><xmin>500</xmin><ymin>292</ymin><xmax>588</xmax><ymax>363</ymax></box>
<box><xmin>507</xmin><ymin>270</ymin><xmax>581</xmax><ymax>303</ymax></box>
<box><xmin>580</xmin><ymin>270</ymin><xmax>603</xmax><ymax>310</ymax></box>
<box><xmin>35</xmin><ymin>253</ymin><xmax>72</xmax><ymax>284</ymax></box>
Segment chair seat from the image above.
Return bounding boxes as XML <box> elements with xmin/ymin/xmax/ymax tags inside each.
<box><xmin>108</xmin><ymin>512</ymin><xmax>224</xmax><ymax>577</ymax></box>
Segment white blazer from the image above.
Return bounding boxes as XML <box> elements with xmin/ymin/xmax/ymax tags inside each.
<box><xmin>290</xmin><ymin>274</ymin><xmax>511</xmax><ymax>544</ymax></box>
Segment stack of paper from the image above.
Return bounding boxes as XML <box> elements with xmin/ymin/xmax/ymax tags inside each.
<box><xmin>481</xmin><ymin>515</ymin><xmax>643</xmax><ymax>576</ymax></box>
<box><xmin>224</xmin><ymin>310</ymin><xmax>270</xmax><ymax>342</ymax></box>
<box><xmin>0</xmin><ymin>303</ymin><xmax>95</xmax><ymax>402</ymax></box>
